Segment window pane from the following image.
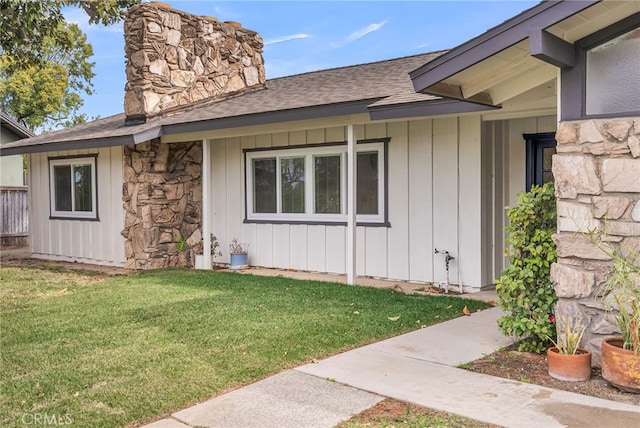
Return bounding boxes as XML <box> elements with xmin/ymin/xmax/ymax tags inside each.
<box><xmin>253</xmin><ymin>158</ymin><xmax>276</xmax><ymax>213</ymax></box>
<box><xmin>542</xmin><ymin>147</ymin><xmax>555</xmax><ymax>170</ymax></box>
<box><xmin>314</xmin><ymin>155</ymin><xmax>341</xmax><ymax>214</ymax></box>
<box><xmin>281</xmin><ymin>157</ymin><xmax>305</xmax><ymax>213</ymax></box>
<box><xmin>357</xmin><ymin>152</ymin><xmax>378</xmax><ymax>215</ymax></box>
<box><xmin>54</xmin><ymin>165</ymin><xmax>72</xmax><ymax>212</ymax></box>
<box><xmin>586</xmin><ymin>28</ymin><xmax>640</xmax><ymax>115</ymax></box>
<box><xmin>73</xmin><ymin>164</ymin><xmax>93</xmax><ymax>212</ymax></box>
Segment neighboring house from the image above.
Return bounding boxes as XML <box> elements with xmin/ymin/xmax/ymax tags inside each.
<box><xmin>0</xmin><ymin>111</ymin><xmax>32</xmax><ymax>185</ymax></box>
<box><xmin>0</xmin><ymin>0</ymin><xmax>638</xmax><ymax>312</ymax></box>
<box><xmin>0</xmin><ymin>112</ymin><xmax>33</xmax><ymax>247</ymax></box>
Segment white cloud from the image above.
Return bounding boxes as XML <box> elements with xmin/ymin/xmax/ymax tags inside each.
<box><xmin>265</xmin><ymin>34</ymin><xmax>312</xmax><ymax>46</ymax></box>
<box><xmin>331</xmin><ymin>20</ymin><xmax>387</xmax><ymax>48</ymax></box>
<box><xmin>346</xmin><ymin>20</ymin><xmax>387</xmax><ymax>43</ymax></box>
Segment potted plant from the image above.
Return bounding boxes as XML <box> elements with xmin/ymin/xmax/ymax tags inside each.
<box><xmin>229</xmin><ymin>238</ymin><xmax>249</xmax><ymax>269</ymax></box>
<box><xmin>598</xmin><ymin>240</ymin><xmax>640</xmax><ymax>393</ymax></box>
<box><xmin>547</xmin><ymin>314</ymin><xmax>591</xmax><ymax>381</ymax></box>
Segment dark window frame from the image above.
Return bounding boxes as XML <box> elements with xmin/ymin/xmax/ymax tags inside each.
<box><xmin>524</xmin><ymin>132</ymin><xmax>556</xmax><ymax>191</ymax></box>
<box><xmin>561</xmin><ymin>12</ymin><xmax>640</xmax><ymax>121</ymax></box>
<box><xmin>48</xmin><ymin>154</ymin><xmax>99</xmax><ymax>221</ymax></box>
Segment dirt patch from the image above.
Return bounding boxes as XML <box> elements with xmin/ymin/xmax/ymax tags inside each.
<box><xmin>464</xmin><ymin>344</ymin><xmax>640</xmax><ymax>406</ymax></box>
<box><xmin>0</xmin><ymin>246</ymin><xmax>131</xmax><ymax>276</ymax></box>
<box><xmin>338</xmin><ymin>399</ymin><xmax>499</xmax><ymax>427</ymax></box>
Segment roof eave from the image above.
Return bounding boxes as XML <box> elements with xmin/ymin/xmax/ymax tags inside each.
<box><xmin>0</xmin><ymin>112</ymin><xmax>35</xmax><ymax>139</ymax></box>
<box><xmin>410</xmin><ymin>0</ymin><xmax>599</xmax><ymax>96</ymax></box>
<box><xmin>0</xmin><ymin>126</ymin><xmax>164</xmax><ymax>156</ymax></box>
<box><xmin>368</xmin><ymin>98</ymin><xmax>500</xmax><ymax>121</ymax></box>
<box><xmin>0</xmin><ymin>100</ymin><xmax>376</xmax><ymax>155</ymax></box>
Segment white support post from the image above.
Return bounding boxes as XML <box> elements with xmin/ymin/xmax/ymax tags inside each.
<box><xmin>202</xmin><ymin>139</ymin><xmax>212</xmax><ymax>270</ymax></box>
<box><xmin>346</xmin><ymin>124</ymin><xmax>357</xmax><ymax>285</ymax></box>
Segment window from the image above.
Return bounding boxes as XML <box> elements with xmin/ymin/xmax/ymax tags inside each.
<box><xmin>245</xmin><ymin>141</ymin><xmax>387</xmax><ymax>225</ymax></box>
<box><xmin>561</xmin><ymin>16</ymin><xmax>640</xmax><ymax>120</ymax></box>
<box><xmin>49</xmin><ymin>156</ymin><xmax>97</xmax><ymax>219</ymax></box>
<box><xmin>585</xmin><ymin>28</ymin><xmax>640</xmax><ymax>116</ymax></box>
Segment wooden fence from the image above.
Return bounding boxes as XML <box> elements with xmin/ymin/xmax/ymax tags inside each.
<box><xmin>1</xmin><ymin>186</ymin><xmax>28</xmax><ymax>247</ymax></box>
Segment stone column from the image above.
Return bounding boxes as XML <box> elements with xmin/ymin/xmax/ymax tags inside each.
<box><xmin>121</xmin><ymin>139</ymin><xmax>203</xmax><ymax>269</ymax></box>
<box><xmin>551</xmin><ymin>118</ymin><xmax>640</xmax><ymax>366</ymax></box>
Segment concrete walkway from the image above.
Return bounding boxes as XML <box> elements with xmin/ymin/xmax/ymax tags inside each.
<box><xmin>143</xmin><ymin>302</ymin><xmax>640</xmax><ymax>428</ymax></box>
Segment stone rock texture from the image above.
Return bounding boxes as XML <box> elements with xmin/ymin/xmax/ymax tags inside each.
<box><xmin>121</xmin><ymin>139</ymin><xmax>202</xmax><ymax>269</ymax></box>
<box><xmin>123</xmin><ymin>2</ymin><xmax>266</xmax><ymax>118</ymax></box>
<box><xmin>551</xmin><ymin>117</ymin><xmax>640</xmax><ymax>366</ymax></box>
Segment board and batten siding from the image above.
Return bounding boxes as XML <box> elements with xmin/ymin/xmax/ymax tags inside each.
<box><xmin>209</xmin><ymin>117</ymin><xmax>487</xmax><ymax>288</ymax></box>
<box><xmin>28</xmin><ymin>147</ymin><xmax>125</xmax><ymax>266</ymax></box>
<box><xmin>481</xmin><ymin>116</ymin><xmax>557</xmax><ymax>284</ymax></box>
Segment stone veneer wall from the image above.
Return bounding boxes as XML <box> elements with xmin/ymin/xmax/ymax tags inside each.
<box><xmin>551</xmin><ymin>117</ymin><xmax>640</xmax><ymax>366</ymax></box>
<box><xmin>123</xmin><ymin>2</ymin><xmax>266</xmax><ymax>119</ymax></box>
<box><xmin>121</xmin><ymin>140</ymin><xmax>202</xmax><ymax>269</ymax></box>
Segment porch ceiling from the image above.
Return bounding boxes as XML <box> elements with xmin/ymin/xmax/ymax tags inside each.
<box><xmin>413</xmin><ymin>1</ymin><xmax>640</xmax><ymax>107</ymax></box>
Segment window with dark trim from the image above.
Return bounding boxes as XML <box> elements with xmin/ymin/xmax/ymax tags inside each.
<box><xmin>244</xmin><ymin>140</ymin><xmax>388</xmax><ymax>225</ymax></box>
<box><xmin>561</xmin><ymin>13</ymin><xmax>640</xmax><ymax>120</ymax></box>
<box><xmin>49</xmin><ymin>155</ymin><xmax>98</xmax><ymax>220</ymax></box>
<box><xmin>524</xmin><ymin>133</ymin><xmax>556</xmax><ymax>191</ymax></box>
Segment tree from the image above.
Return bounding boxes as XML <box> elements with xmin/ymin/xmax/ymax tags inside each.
<box><xmin>0</xmin><ymin>0</ymin><xmax>139</xmax><ymax>131</ymax></box>
<box><xmin>0</xmin><ymin>22</ymin><xmax>94</xmax><ymax>131</ymax></box>
<box><xmin>0</xmin><ymin>0</ymin><xmax>139</xmax><ymax>69</ymax></box>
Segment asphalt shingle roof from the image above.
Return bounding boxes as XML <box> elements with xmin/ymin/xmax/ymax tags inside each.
<box><xmin>0</xmin><ymin>51</ymin><xmax>445</xmax><ymax>154</ymax></box>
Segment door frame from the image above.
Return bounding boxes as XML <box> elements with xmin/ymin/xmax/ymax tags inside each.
<box><xmin>523</xmin><ymin>132</ymin><xmax>557</xmax><ymax>190</ymax></box>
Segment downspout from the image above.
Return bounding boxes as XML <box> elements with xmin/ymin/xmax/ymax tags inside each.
<box><xmin>201</xmin><ymin>139</ymin><xmax>212</xmax><ymax>270</ymax></box>
<box><xmin>346</xmin><ymin>124</ymin><xmax>357</xmax><ymax>285</ymax></box>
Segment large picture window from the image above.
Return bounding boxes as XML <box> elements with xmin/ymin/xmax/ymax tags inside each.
<box><xmin>49</xmin><ymin>156</ymin><xmax>97</xmax><ymax>220</ymax></box>
<box><xmin>245</xmin><ymin>141</ymin><xmax>387</xmax><ymax>225</ymax></box>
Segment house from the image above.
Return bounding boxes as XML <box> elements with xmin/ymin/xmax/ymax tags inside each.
<box><xmin>0</xmin><ymin>0</ymin><xmax>638</xmax><ymax>319</ymax></box>
<box><xmin>1</xmin><ymin>111</ymin><xmax>32</xmax><ymax>186</ymax></box>
<box><xmin>1</xmin><ymin>111</ymin><xmax>33</xmax><ymax>247</ymax></box>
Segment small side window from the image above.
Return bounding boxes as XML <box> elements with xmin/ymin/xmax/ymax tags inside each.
<box><xmin>49</xmin><ymin>156</ymin><xmax>98</xmax><ymax>220</ymax></box>
<box><xmin>585</xmin><ymin>28</ymin><xmax>640</xmax><ymax>116</ymax></box>
<box><xmin>561</xmin><ymin>18</ymin><xmax>640</xmax><ymax>120</ymax></box>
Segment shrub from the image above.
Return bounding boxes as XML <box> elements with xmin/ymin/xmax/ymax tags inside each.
<box><xmin>496</xmin><ymin>182</ymin><xmax>557</xmax><ymax>353</ymax></box>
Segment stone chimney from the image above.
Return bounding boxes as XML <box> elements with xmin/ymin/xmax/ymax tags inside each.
<box><xmin>123</xmin><ymin>2</ymin><xmax>266</xmax><ymax>125</ymax></box>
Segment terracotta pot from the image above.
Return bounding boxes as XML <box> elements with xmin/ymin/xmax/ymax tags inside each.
<box><xmin>547</xmin><ymin>347</ymin><xmax>591</xmax><ymax>381</ymax></box>
<box><xmin>601</xmin><ymin>337</ymin><xmax>640</xmax><ymax>393</ymax></box>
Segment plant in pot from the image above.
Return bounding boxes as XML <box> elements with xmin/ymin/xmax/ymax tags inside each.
<box><xmin>229</xmin><ymin>238</ymin><xmax>249</xmax><ymax>269</ymax></box>
<box><xmin>547</xmin><ymin>313</ymin><xmax>591</xmax><ymax>381</ymax></box>
<box><xmin>597</xmin><ymin>238</ymin><xmax>640</xmax><ymax>393</ymax></box>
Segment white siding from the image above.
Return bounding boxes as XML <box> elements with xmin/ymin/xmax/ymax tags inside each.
<box><xmin>28</xmin><ymin>147</ymin><xmax>125</xmax><ymax>266</ymax></box>
<box><xmin>210</xmin><ymin>117</ymin><xmax>497</xmax><ymax>289</ymax></box>
<box><xmin>1</xmin><ymin>155</ymin><xmax>24</xmax><ymax>186</ymax></box>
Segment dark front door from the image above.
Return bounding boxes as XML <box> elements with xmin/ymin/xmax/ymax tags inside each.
<box><xmin>524</xmin><ymin>132</ymin><xmax>556</xmax><ymax>190</ymax></box>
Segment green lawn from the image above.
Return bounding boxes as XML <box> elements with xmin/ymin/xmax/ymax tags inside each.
<box><xmin>1</xmin><ymin>267</ymin><xmax>490</xmax><ymax>427</ymax></box>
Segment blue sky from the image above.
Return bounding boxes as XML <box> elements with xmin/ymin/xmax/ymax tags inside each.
<box><xmin>65</xmin><ymin>0</ymin><xmax>539</xmax><ymax>120</ymax></box>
